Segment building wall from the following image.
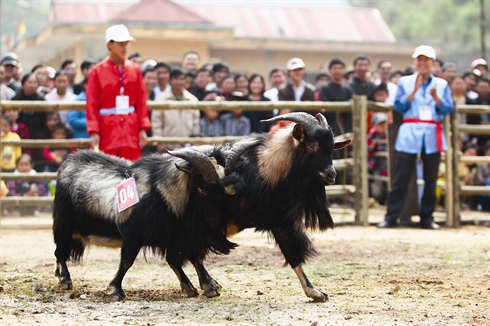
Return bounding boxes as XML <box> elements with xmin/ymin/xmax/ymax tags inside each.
<box><xmin>129</xmin><ymin>38</ymin><xmax>209</xmax><ymax>66</ymax></box>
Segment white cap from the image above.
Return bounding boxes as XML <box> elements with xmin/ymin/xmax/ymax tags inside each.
<box><xmin>286</xmin><ymin>58</ymin><xmax>305</xmax><ymax>71</ymax></box>
<box><xmin>141</xmin><ymin>59</ymin><xmax>157</xmax><ymax>72</ymax></box>
<box><xmin>371</xmin><ymin>112</ymin><xmax>388</xmax><ymax>125</ymax></box>
<box><xmin>470</xmin><ymin>58</ymin><xmax>488</xmax><ymax>69</ymax></box>
<box><xmin>105</xmin><ymin>24</ymin><xmax>135</xmax><ymax>43</ymax></box>
<box><xmin>412</xmin><ymin>45</ymin><xmax>436</xmax><ymax>60</ymax></box>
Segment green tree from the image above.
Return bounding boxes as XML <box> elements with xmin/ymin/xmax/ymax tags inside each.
<box><xmin>1</xmin><ymin>0</ymin><xmax>50</xmax><ymax>53</ymax></box>
<box><xmin>349</xmin><ymin>0</ymin><xmax>484</xmax><ymax>54</ymax></box>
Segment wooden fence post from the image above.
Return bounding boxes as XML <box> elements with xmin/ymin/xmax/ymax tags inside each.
<box><xmin>352</xmin><ymin>95</ymin><xmax>369</xmax><ymax>225</ymax></box>
<box><xmin>450</xmin><ymin>110</ymin><xmax>461</xmax><ymax>227</ymax></box>
<box><xmin>444</xmin><ymin>115</ymin><xmax>454</xmax><ymax>227</ymax></box>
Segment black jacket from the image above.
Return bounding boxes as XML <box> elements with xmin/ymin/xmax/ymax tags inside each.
<box><xmin>278</xmin><ymin>81</ymin><xmax>316</xmax><ymax>102</ymax></box>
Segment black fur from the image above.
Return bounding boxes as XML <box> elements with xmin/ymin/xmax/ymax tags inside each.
<box><xmin>53</xmin><ymin>148</ymin><xmax>235</xmax><ymax>299</ymax></box>
<box><xmin>217</xmin><ymin>120</ymin><xmax>350</xmax><ymax>301</ymax></box>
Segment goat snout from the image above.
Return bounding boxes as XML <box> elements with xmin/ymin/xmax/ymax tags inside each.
<box><xmin>319</xmin><ymin>168</ymin><xmax>336</xmax><ymax>185</ymax></box>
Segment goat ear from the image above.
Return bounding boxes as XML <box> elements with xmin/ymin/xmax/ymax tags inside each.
<box><xmin>292</xmin><ymin>124</ymin><xmax>305</xmax><ymax>142</ymax></box>
<box><xmin>333</xmin><ymin>139</ymin><xmax>351</xmax><ymax>150</ymax></box>
<box><xmin>175</xmin><ymin>163</ymin><xmax>193</xmax><ymax>175</ymax></box>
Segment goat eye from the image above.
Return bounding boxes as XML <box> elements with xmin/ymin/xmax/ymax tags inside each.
<box><xmin>198</xmin><ymin>187</ymin><xmax>207</xmax><ymax>196</ymax></box>
<box><xmin>308</xmin><ymin>145</ymin><xmax>315</xmax><ymax>151</ymax></box>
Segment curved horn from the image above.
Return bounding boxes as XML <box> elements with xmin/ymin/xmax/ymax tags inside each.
<box><xmin>260</xmin><ymin>112</ymin><xmax>319</xmax><ymax>135</ymax></box>
<box><xmin>225</xmin><ymin>139</ymin><xmax>261</xmax><ymax>175</ymax></box>
<box><xmin>315</xmin><ymin>113</ymin><xmax>329</xmax><ymax>130</ymax></box>
<box><xmin>166</xmin><ymin>149</ymin><xmax>219</xmax><ymax>184</ymax></box>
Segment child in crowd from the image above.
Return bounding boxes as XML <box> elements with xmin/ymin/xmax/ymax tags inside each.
<box><xmin>43</xmin><ymin>123</ymin><xmax>73</xmax><ymax>172</ymax></box>
<box><xmin>200</xmin><ymin>92</ymin><xmax>224</xmax><ymax>137</ymax></box>
<box><xmin>200</xmin><ymin>110</ymin><xmax>223</xmax><ymax>136</ymax></box>
<box><xmin>1</xmin><ymin>115</ymin><xmax>22</xmax><ymax>172</ymax></box>
<box><xmin>368</xmin><ymin>83</ymin><xmax>390</xmax><ymax>130</ymax></box>
<box><xmin>45</xmin><ymin>112</ymin><xmax>61</xmax><ymax>135</ymax></box>
<box><xmin>367</xmin><ymin>112</ymin><xmax>388</xmax><ymax>204</ymax></box>
<box><xmin>436</xmin><ymin>143</ymin><xmax>478</xmax><ymax>208</ymax></box>
<box><xmin>4</xmin><ymin>110</ymin><xmax>30</xmax><ymax>141</ymax></box>
<box><xmin>220</xmin><ymin>109</ymin><xmax>251</xmax><ymax>136</ymax></box>
<box><xmin>465</xmin><ymin>140</ymin><xmax>490</xmax><ymax>211</ymax></box>
<box><xmin>6</xmin><ymin>154</ymin><xmax>49</xmax><ymax>216</ymax></box>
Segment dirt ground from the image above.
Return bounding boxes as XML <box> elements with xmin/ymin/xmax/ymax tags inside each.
<box><xmin>0</xmin><ymin>212</ymin><xmax>489</xmax><ymax>326</ymax></box>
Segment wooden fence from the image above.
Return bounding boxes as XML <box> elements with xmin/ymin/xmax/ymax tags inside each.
<box><xmin>1</xmin><ymin>99</ymin><xmax>489</xmax><ymax>226</ymax></box>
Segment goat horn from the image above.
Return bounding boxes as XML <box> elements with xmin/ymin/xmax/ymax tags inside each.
<box><xmin>166</xmin><ymin>149</ymin><xmax>219</xmax><ymax>184</ymax></box>
<box><xmin>260</xmin><ymin>112</ymin><xmax>319</xmax><ymax>135</ymax></box>
<box><xmin>315</xmin><ymin>113</ymin><xmax>329</xmax><ymax>129</ymax></box>
<box><xmin>225</xmin><ymin>139</ymin><xmax>261</xmax><ymax>175</ymax></box>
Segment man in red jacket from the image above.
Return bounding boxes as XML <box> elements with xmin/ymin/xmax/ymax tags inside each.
<box><xmin>86</xmin><ymin>24</ymin><xmax>151</xmax><ymax>161</ymax></box>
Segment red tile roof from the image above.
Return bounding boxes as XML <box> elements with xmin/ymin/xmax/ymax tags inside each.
<box><xmin>53</xmin><ymin>2</ymin><xmax>133</xmax><ymax>24</ymax></box>
<box><xmin>183</xmin><ymin>5</ymin><xmax>396</xmax><ymax>43</ymax></box>
<box><xmin>112</xmin><ymin>0</ymin><xmax>210</xmax><ymax>24</ymax></box>
<box><xmin>53</xmin><ymin>0</ymin><xmax>209</xmax><ymax>25</ymax></box>
<box><xmin>52</xmin><ymin>1</ymin><xmax>395</xmax><ymax>43</ymax></box>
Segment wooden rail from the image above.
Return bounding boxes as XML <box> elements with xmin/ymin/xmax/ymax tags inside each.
<box><xmin>1</xmin><ymin>100</ymin><xmax>353</xmax><ymax>112</ymax></box>
<box><xmin>2</xmin><ymin>100</ymin><xmax>489</xmax><ymax>226</ymax></box>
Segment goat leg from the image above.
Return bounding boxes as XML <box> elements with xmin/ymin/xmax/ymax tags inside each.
<box><xmin>167</xmin><ymin>261</ymin><xmax>199</xmax><ymax>297</ymax></box>
<box><xmin>192</xmin><ymin>260</ymin><xmax>220</xmax><ymax>298</ymax></box>
<box><xmin>271</xmin><ymin>227</ymin><xmax>328</xmax><ymax>302</ymax></box>
<box><xmin>107</xmin><ymin>243</ymin><xmax>140</xmax><ymax>300</ymax></box>
<box><xmin>293</xmin><ymin>264</ymin><xmax>328</xmax><ymax>302</ymax></box>
<box><xmin>54</xmin><ymin>259</ymin><xmax>72</xmax><ymax>290</ymax></box>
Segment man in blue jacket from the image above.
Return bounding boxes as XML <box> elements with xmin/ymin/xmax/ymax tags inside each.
<box><xmin>378</xmin><ymin>45</ymin><xmax>454</xmax><ymax>230</ymax></box>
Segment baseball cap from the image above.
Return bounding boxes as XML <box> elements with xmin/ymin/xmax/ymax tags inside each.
<box><xmin>141</xmin><ymin>59</ymin><xmax>157</xmax><ymax>72</ymax></box>
<box><xmin>105</xmin><ymin>24</ymin><xmax>135</xmax><ymax>43</ymax></box>
<box><xmin>286</xmin><ymin>58</ymin><xmax>305</xmax><ymax>71</ymax></box>
<box><xmin>371</xmin><ymin>112</ymin><xmax>388</xmax><ymax>126</ymax></box>
<box><xmin>470</xmin><ymin>58</ymin><xmax>488</xmax><ymax>70</ymax></box>
<box><xmin>1</xmin><ymin>52</ymin><xmax>20</xmax><ymax>67</ymax></box>
<box><xmin>412</xmin><ymin>45</ymin><xmax>436</xmax><ymax>60</ymax></box>
<box><xmin>46</xmin><ymin>66</ymin><xmax>56</xmax><ymax>79</ymax></box>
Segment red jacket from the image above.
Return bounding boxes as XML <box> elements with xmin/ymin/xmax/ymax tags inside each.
<box><xmin>86</xmin><ymin>57</ymin><xmax>151</xmax><ymax>151</ymax></box>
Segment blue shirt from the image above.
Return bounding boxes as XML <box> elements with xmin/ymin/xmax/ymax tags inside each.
<box><xmin>67</xmin><ymin>91</ymin><xmax>89</xmax><ymax>139</ymax></box>
<box><xmin>394</xmin><ymin>73</ymin><xmax>454</xmax><ymax>154</ymax></box>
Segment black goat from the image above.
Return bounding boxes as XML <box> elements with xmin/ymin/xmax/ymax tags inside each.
<box><xmin>53</xmin><ymin>146</ymin><xmax>241</xmax><ymax>300</ymax></box>
<box><xmin>220</xmin><ymin>112</ymin><xmax>351</xmax><ymax>302</ymax></box>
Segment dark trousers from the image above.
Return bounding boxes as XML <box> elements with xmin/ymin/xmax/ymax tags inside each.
<box><xmin>385</xmin><ymin>151</ymin><xmax>441</xmax><ymax>224</ymax></box>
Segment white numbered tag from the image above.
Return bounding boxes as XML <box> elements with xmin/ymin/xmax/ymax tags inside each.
<box><xmin>116</xmin><ymin>95</ymin><xmax>129</xmax><ymax>113</ymax></box>
<box><xmin>116</xmin><ymin>177</ymin><xmax>139</xmax><ymax>212</ymax></box>
<box><xmin>419</xmin><ymin>105</ymin><xmax>432</xmax><ymax>121</ymax></box>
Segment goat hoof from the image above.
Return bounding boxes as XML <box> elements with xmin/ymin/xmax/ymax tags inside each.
<box><xmin>58</xmin><ymin>280</ymin><xmax>72</xmax><ymax>290</ymax></box>
<box><xmin>107</xmin><ymin>285</ymin><xmax>126</xmax><ymax>301</ymax></box>
<box><xmin>58</xmin><ymin>276</ymin><xmax>72</xmax><ymax>290</ymax></box>
<box><xmin>306</xmin><ymin>287</ymin><xmax>328</xmax><ymax>302</ymax></box>
<box><xmin>202</xmin><ymin>286</ymin><xmax>220</xmax><ymax>298</ymax></box>
<box><xmin>209</xmin><ymin>278</ymin><xmax>222</xmax><ymax>290</ymax></box>
<box><xmin>181</xmin><ymin>284</ymin><xmax>199</xmax><ymax>297</ymax></box>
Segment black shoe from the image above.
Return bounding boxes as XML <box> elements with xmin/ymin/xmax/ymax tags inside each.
<box><xmin>420</xmin><ymin>222</ymin><xmax>441</xmax><ymax>230</ymax></box>
<box><xmin>377</xmin><ymin>221</ymin><xmax>397</xmax><ymax>228</ymax></box>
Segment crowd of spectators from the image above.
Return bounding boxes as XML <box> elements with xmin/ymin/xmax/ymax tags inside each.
<box><xmin>0</xmin><ymin>49</ymin><xmax>489</xmax><ymax>213</ymax></box>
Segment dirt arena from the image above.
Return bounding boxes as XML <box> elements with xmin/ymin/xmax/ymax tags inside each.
<box><xmin>0</xmin><ymin>210</ymin><xmax>489</xmax><ymax>326</ymax></box>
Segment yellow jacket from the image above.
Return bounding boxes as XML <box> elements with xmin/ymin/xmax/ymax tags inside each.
<box><xmin>1</xmin><ymin>131</ymin><xmax>22</xmax><ymax>170</ymax></box>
